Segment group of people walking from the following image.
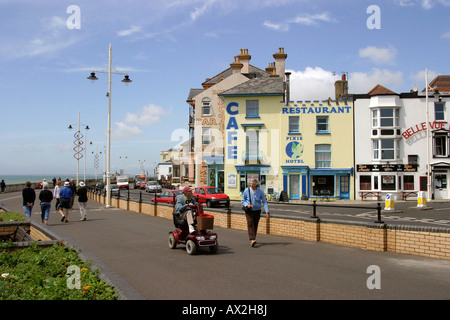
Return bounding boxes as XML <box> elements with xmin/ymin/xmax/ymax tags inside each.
<box><xmin>22</xmin><ymin>179</ymin><xmax>88</xmax><ymax>224</ymax></box>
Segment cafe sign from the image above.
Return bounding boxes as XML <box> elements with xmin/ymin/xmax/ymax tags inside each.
<box><xmin>357</xmin><ymin>164</ymin><xmax>417</xmax><ymax>172</ymax></box>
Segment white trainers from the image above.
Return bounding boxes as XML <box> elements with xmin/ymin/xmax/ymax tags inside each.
<box><xmin>189</xmin><ymin>225</ymin><xmax>195</xmax><ymax>234</ymax></box>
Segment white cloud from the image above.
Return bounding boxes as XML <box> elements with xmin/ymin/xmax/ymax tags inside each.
<box><xmin>117</xmin><ymin>25</ymin><xmax>142</xmax><ymax>37</ymax></box>
<box><xmin>349</xmin><ymin>69</ymin><xmax>404</xmax><ymax>93</ymax></box>
<box><xmin>264</xmin><ymin>12</ymin><xmax>336</xmax><ymax>32</ymax></box>
<box><xmin>190</xmin><ymin>0</ymin><xmax>218</xmax><ymax>21</ymax></box>
<box><xmin>112</xmin><ymin>104</ymin><xmax>166</xmax><ymax>140</ymax></box>
<box><xmin>287</xmin><ymin>67</ymin><xmax>335</xmax><ymax>101</ymax></box>
<box><xmin>359</xmin><ymin>46</ymin><xmax>397</xmax><ymax>65</ymax></box>
<box><xmin>441</xmin><ymin>31</ymin><xmax>450</xmax><ymax>38</ymax></box>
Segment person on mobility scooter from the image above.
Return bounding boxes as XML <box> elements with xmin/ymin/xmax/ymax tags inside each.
<box><xmin>169</xmin><ymin>186</ymin><xmax>218</xmax><ymax>255</ymax></box>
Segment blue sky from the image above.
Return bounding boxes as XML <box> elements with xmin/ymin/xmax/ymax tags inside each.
<box><xmin>0</xmin><ymin>0</ymin><xmax>449</xmax><ymax>176</ymax></box>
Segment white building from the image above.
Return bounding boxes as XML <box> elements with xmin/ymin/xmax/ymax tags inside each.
<box><xmin>354</xmin><ymin>76</ymin><xmax>450</xmax><ymax>201</ymax></box>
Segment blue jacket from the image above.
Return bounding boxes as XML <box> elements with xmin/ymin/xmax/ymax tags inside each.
<box><xmin>241</xmin><ymin>188</ymin><xmax>269</xmax><ymax>213</ymax></box>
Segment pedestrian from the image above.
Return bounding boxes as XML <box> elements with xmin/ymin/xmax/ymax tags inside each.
<box><xmin>39</xmin><ymin>184</ymin><xmax>53</xmax><ymax>224</ymax></box>
<box><xmin>22</xmin><ymin>181</ymin><xmax>36</xmax><ymax>218</ymax></box>
<box><xmin>58</xmin><ymin>181</ymin><xmax>73</xmax><ymax>223</ymax></box>
<box><xmin>53</xmin><ymin>181</ymin><xmax>61</xmax><ymax>211</ymax></box>
<box><xmin>241</xmin><ymin>179</ymin><xmax>270</xmax><ymax>247</ymax></box>
<box><xmin>77</xmin><ymin>181</ymin><xmax>88</xmax><ymax>221</ymax></box>
<box><xmin>69</xmin><ymin>178</ymin><xmax>76</xmax><ymax>209</ymax></box>
<box><xmin>52</xmin><ymin>177</ymin><xmax>57</xmax><ymax>187</ymax></box>
<box><xmin>174</xmin><ymin>186</ymin><xmax>198</xmax><ymax>234</ymax></box>
<box><xmin>0</xmin><ymin>180</ymin><xmax>5</xmax><ymax>193</ymax></box>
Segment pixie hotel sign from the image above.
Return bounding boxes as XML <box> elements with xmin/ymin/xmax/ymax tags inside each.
<box><xmin>402</xmin><ymin>121</ymin><xmax>448</xmax><ymax>140</ymax></box>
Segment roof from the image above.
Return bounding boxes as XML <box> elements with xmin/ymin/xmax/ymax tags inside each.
<box><xmin>423</xmin><ymin>75</ymin><xmax>450</xmax><ymax>93</ymax></box>
<box><xmin>368</xmin><ymin>84</ymin><xmax>397</xmax><ymax>96</ymax></box>
<box><xmin>186</xmin><ymin>88</ymin><xmax>204</xmax><ymax>102</ymax></box>
<box><xmin>220</xmin><ymin>77</ymin><xmax>284</xmax><ymax>97</ymax></box>
<box><xmin>202</xmin><ymin>64</ymin><xmax>270</xmax><ymax>88</ymax></box>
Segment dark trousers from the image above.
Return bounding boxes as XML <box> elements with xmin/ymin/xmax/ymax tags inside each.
<box><xmin>245</xmin><ymin>210</ymin><xmax>261</xmax><ymax>240</ymax></box>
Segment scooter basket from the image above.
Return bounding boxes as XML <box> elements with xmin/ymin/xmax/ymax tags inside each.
<box><xmin>197</xmin><ymin>215</ymin><xmax>214</xmax><ymax>230</ymax></box>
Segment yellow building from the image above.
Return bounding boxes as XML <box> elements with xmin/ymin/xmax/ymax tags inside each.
<box><xmin>221</xmin><ymin>76</ymin><xmax>354</xmax><ymax>200</ymax></box>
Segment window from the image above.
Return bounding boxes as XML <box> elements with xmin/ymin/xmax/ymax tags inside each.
<box><xmin>202</xmin><ymin>128</ymin><xmax>211</xmax><ymax>144</ymax></box>
<box><xmin>289</xmin><ymin>116</ymin><xmax>300</xmax><ymax>134</ymax></box>
<box><xmin>360</xmin><ymin>176</ymin><xmax>371</xmax><ymax>190</ymax></box>
<box><xmin>381</xmin><ymin>175</ymin><xmax>396</xmax><ymax>191</ymax></box>
<box><xmin>435</xmin><ymin>102</ymin><xmax>445</xmax><ymax>121</ymax></box>
<box><xmin>316</xmin><ymin>116</ymin><xmax>329</xmax><ymax>133</ymax></box>
<box><xmin>434</xmin><ymin>134</ymin><xmax>448</xmax><ymax>157</ymax></box>
<box><xmin>408</xmin><ymin>155</ymin><xmax>418</xmax><ymax>165</ymax></box>
<box><xmin>373</xmin><ymin>139</ymin><xmax>399</xmax><ymax>160</ymax></box>
<box><xmin>372</xmin><ymin>108</ymin><xmax>399</xmax><ymax>127</ymax></box>
<box><xmin>246</xmin><ymin>100</ymin><xmax>259</xmax><ymax>117</ymax></box>
<box><xmin>245</xmin><ymin>129</ymin><xmax>259</xmax><ymax>162</ymax></box>
<box><xmin>315</xmin><ymin>144</ymin><xmax>331</xmax><ymax>168</ymax></box>
<box><xmin>202</xmin><ymin>98</ymin><xmax>211</xmax><ymax>115</ymax></box>
<box><xmin>404</xmin><ymin>176</ymin><xmax>414</xmax><ymax>190</ymax></box>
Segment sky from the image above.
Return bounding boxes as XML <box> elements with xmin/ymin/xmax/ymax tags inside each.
<box><xmin>0</xmin><ymin>0</ymin><xmax>449</xmax><ymax>177</ymax></box>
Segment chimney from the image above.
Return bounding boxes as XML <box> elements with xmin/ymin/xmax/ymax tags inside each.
<box><xmin>273</xmin><ymin>47</ymin><xmax>287</xmax><ymax>80</ymax></box>
<box><xmin>334</xmin><ymin>73</ymin><xmax>348</xmax><ymax>100</ymax></box>
<box><xmin>230</xmin><ymin>56</ymin><xmax>243</xmax><ymax>74</ymax></box>
<box><xmin>285</xmin><ymin>72</ymin><xmax>291</xmax><ymax>106</ymax></box>
<box><xmin>237</xmin><ymin>49</ymin><xmax>251</xmax><ymax>74</ymax></box>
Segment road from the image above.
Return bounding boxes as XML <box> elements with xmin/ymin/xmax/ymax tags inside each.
<box><xmin>2</xmin><ymin>190</ymin><xmax>450</xmax><ymax>302</ymax></box>
<box><xmin>115</xmin><ymin>188</ymin><xmax>450</xmax><ymax>228</ymax></box>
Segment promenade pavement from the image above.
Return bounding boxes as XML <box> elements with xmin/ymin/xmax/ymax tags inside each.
<box><xmin>2</xmin><ymin>190</ymin><xmax>450</xmax><ymax>305</ymax></box>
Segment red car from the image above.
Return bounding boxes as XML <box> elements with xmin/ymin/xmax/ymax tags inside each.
<box><xmin>151</xmin><ymin>190</ymin><xmax>183</xmax><ymax>204</ymax></box>
<box><xmin>193</xmin><ymin>186</ymin><xmax>230</xmax><ymax>207</ymax></box>
<box><xmin>139</xmin><ymin>180</ymin><xmax>147</xmax><ymax>190</ymax></box>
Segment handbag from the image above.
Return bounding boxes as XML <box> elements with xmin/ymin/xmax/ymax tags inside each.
<box><xmin>242</xmin><ymin>188</ymin><xmax>252</xmax><ymax>213</ymax></box>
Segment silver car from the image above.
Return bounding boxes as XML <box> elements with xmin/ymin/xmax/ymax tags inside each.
<box><xmin>145</xmin><ymin>181</ymin><xmax>162</xmax><ymax>193</ymax></box>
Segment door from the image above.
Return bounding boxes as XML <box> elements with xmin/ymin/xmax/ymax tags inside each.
<box><xmin>340</xmin><ymin>176</ymin><xmax>350</xmax><ymax>199</ymax></box>
<box><xmin>289</xmin><ymin>174</ymin><xmax>300</xmax><ymax>200</ymax></box>
<box><xmin>434</xmin><ymin>173</ymin><xmax>448</xmax><ymax>199</ymax></box>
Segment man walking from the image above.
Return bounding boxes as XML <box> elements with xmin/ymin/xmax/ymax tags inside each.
<box><xmin>241</xmin><ymin>179</ymin><xmax>270</xmax><ymax>247</ymax></box>
<box><xmin>77</xmin><ymin>181</ymin><xmax>88</xmax><ymax>221</ymax></box>
<box><xmin>39</xmin><ymin>184</ymin><xmax>53</xmax><ymax>224</ymax></box>
<box><xmin>22</xmin><ymin>181</ymin><xmax>36</xmax><ymax>218</ymax></box>
<box><xmin>58</xmin><ymin>181</ymin><xmax>73</xmax><ymax>222</ymax></box>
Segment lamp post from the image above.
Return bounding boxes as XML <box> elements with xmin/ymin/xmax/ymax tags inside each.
<box><xmin>87</xmin><ymin>44</ymin><xmax>132</xmax><ymax>207</ymax></box>
<box><xmin>425</xmin><ymin>69</ymin><xmax>440</xmax><ymax>201</ymax></box>
<box><xmin>68</xmin><ymin>111</ymin><xmax>89</xmax><ymax>187</ymax></box>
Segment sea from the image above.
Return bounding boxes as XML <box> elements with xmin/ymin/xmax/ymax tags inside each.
<box><xmin>0</xmin><ymin>174</ymin><xmax>100</xmax><ymax>185</ymax></box>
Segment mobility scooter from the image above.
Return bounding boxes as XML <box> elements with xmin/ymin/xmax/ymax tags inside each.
<box><xmin>168</xmin><ymin>203</ymin><xmax>218</xmax><ymax>255</ymax></box>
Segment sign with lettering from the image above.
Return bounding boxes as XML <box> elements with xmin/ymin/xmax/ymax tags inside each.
<box><xmin>357</xmin><ymin>164</ymin><xmax>417</xmax><ymax>172</ymax></box>
<box><xmin>402</xmin><ymin>121</ymin><xmax>448</xmax><ymax>139</ymax></box>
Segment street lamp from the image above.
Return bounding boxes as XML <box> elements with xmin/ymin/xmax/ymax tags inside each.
<box><xmin>68</xmin><ymin>111</ymin><xmax>89</xmax><ymax>186</ymax></box>
<box><xmin>87</xmin><ymin>44</ymin><xmax>132</xmax><ymax>208</ymax></box>
<box><xmin>425</xmin><ymin>69</ymin><xmax>440</xmax><ymax>201</ymax></box>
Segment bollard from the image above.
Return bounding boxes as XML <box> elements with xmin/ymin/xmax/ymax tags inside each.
<box><xmin>417</xmin><ymin>191</ymin><xmax>427</xmax><ymax>208</ymax></box>
<box><xmin>384</xmin><ymin>193</ymin><xmax>394</xmax><ymax>211</ymax></box>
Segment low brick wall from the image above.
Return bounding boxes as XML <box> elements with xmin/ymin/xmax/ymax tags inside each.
<box><xmin>88</xmin><ymin>192</ymin><xmax>450</xmax><ymax>260</ymax></box>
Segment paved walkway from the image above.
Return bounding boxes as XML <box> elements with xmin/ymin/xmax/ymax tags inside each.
<box><xmin>2</xmin><ymin>191</ymin><xmax>450</xmax><ymax>303</ymax></box>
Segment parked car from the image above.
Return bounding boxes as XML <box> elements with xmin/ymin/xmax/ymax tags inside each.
<box><xmin>104</xmin><ymin>184</ymin><xmax>119</xmax><ymax>196</ymax></box>
<box><xmin>193</xmin><ymin>186</ymin><xmax>230</xmax><ymax>207</ymax></box>
<box><xmin>145</xmin><ymin>181</ymin><xmax>162</xmax><ymax>193</ymax></box>
<box><xmin>151</xmin><ymin>190</ymin><xmax>183</xmax><ymax>204</ymax></box>
<box><xmin>95</xmin><ymin>181</ymin><xmax>105</xmax><ymax>191</ymax></box>
<box><xmin>139</xmin><ymin>180</ymin><xmax>147</xmax><ymax>189</ymax></box>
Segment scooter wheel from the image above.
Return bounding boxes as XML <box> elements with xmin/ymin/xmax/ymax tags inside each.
<box><xmin>186</xmin><ymin>239</ymin><xmax>197</xmax><ymax>255</ymax></box>
<box><xmin>168</xmin><ymin>234</ymin><xmax>177</xmax><ymax>249</ymax></box>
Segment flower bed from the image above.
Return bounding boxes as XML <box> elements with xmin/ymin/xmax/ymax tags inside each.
<box><xmin>0</xmin><ymin>243</ymin><xmax>117</xmax><ymax>300</ymax></box>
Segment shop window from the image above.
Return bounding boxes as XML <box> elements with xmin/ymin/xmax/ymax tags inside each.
<box><xmin>315</xmin><ymin>144</ymin><xmax>331</xmax><ymax>168</ymax></box>
<box><xmin>403</xmin><ymin>175</ymin><xmax>414</xmax><ymax>190</ymax></box>
<box><xmin>360</xmin><ymin>176</ymin><xmax>371</xmax><ymax>190</ymax></box>
<box><xmin>435</xmin><ymin>174</ymin><xmax>447</xmax><ymax>189</ymax></box>
<box><xmin>289</xmin><ymin>116</ymin><xmax>300</xmax><ymax>134</ymax></box>
<box><xmin>312</xmin><ymin>175</ymin><xmax>334</xmax><ymax>196</ymax></box>
<box><xmin>381</xmin><ymin>175</ymin><xmax>396</xmax><ymax>191</ymax></box>
<box><xmin>246</xmin><ymin>100</ymin><xmax>259</xmax><ymax>117</ymax></box>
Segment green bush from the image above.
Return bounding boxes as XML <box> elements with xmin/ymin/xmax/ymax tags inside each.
<box><xmin>0</xmin><ymin>243</ymin><xmax>117</xmax><ymax>300</ymax></box>
<box><xmin>0</xmin><ymin>211</ymin><xmax>27</xmax><ymax>222</ymax></box>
